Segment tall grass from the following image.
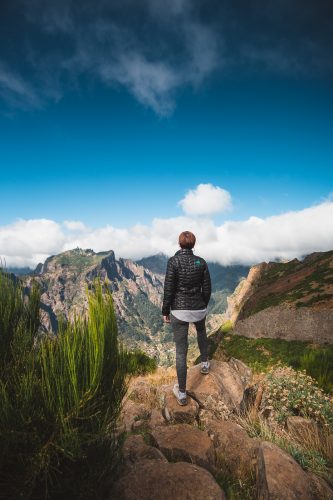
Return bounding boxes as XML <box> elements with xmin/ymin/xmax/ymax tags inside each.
<box><xmin>0</xmin><ymin>271</ymin><xmax>131</xmax><ymax>499</ymax></box>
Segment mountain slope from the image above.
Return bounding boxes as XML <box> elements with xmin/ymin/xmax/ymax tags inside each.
<box><xmin>226</xmin><ymin>251</ymin><xmax>333</xmax><ymax>344</ymax></box>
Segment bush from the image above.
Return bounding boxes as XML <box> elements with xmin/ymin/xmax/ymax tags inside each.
<box><xmin>0</xmin><ymin>271</ymin><xmax>130</xmax><ymax>499</ymax></box>
<box><xmin>263</xmin><ymin>367</ymin><xmax>333</xmax><ymax>431</ymax></box>
<box><xmin>125</xmin><ymin>349</ymin><xmax>157</xmax><ymax>375</ymax></box>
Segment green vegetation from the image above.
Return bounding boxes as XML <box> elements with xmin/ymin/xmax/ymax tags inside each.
<box><xmin>215</xmin><ymin>471</ymin><xmax>256</xmax><ymax>500</ymax></box>
<box><xmin>216</xmin><ymin>330</ymin><xmax>333</xmax><ymax>393</ymax></box>
<box><xmin>264</xmin><ymin>368</ymin><xmax>333</xmax><ymax>430</ymax></box>
<box><xmin>132</xmin><ymin>291</ymin><xmax>164</xmax><ymax>335</ymax></box>
<box><xmin>0</xmin><ymin>270</ymin><xmax>156</xmax><ymax>499</ymax></box>
<box><xmin>57</xmin><ymin>248</ymin><xmax>104</xmax><ymax>272</ymax></box>
<box><xmin>242</xmin><ymin>252</ymin><xmax>333</xmax><ymax>318</ymax></box>
<box><xmin>125</xmin><ymin>348</ymin><xmax>157</xmax><ymax>375</ymax></box>
<box><xmin>240</xmin><ymin>403</ymin><xmax>332</xmax><ymax>482</ymax></box>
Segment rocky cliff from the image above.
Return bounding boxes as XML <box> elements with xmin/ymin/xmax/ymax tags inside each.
<box><xmin>226</xmin><ymin>250</ymin><xmax>333</xmax><ymax>344</ymax></box>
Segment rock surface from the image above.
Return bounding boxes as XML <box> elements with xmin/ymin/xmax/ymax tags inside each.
<box><xmin>122</xmin><ymin>434</ymin><xmax>167</xmax><ymax>465</ymax></box>
<box><xmin>186</xmin><ymin>359</ymin><xmax>250</xmax><ymax>413</ymax></box>
<box><xmin>234</xmin><ymin>304</ymin><xmax>333</xmax><ymax>344</ymax></box>
<box><xmin>148</xmin><ymin>408</ymin><xmax>166</xmax><ymax>428</ymax></box>
<box><xmin>226</xmin><ymin>250</ymin><xmax>333</xmax><ymax>344</ymax></box>
<box><xmin>207</xmin><ymin>419</ymin><xmax>260</xmax><ymax>480</ymax></box>
<box><xmin>162</xmin><ymin>384</ymin><xmax>199</xmax><ymax>424</ymax></box>
<box><xmin>151</xmin><ymin>423</ymin><xmax>216</xmax><ymax>472</ymax></box>
<box><xmin>256</xmin><ymin>441</ymin><xmax>313</xmax><ymax>499</ymax></box>
<box><xmin>118</xmin><ymin>399</ymin><xmax>150</xmax><ymax>432</ymax></box>
<box><xmin>307</xmin><ymin>471</ymin><xmax>333</xmax><ymax>500</ymax></box>
<box><xmin>110</xmin><ymin>460</ymin><xmax>226</xmax><ymax>500</ymax></box>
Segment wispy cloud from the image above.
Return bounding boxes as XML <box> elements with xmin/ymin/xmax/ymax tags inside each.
<box><xmin>1</xmin><ymin>0</ymin><xmax>332</xmax><ymax>115</ymax></box>
<box><xmin>0</xmin><ymin>62</ymin><xmax>41</xmax><ymax>110</ymax></box>
<box><xmin>14</xmin><ymin>0</ymin><xmax>221</xmax><ymax>115</ymax></box>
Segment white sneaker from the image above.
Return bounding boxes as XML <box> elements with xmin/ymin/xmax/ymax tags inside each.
<box><xmin>173</xmin><ymin>384</ymin><xmax>187</xmax><ymax>406</ymax></box>
<box><xmin>200</xmin><ymin>361</ymin><xmax>210</xmax><ymax>374</ymax></box>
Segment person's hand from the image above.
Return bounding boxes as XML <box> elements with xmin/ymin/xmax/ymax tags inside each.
<box><xmin>163</xmin><ymin>315</ymin><xmax>171</xmax><ymax>323</ymax></box>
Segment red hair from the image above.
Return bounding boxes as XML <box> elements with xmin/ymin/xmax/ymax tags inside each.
<box><xmin>178</xmin><ymin>231</ymin><xmax>196</xmax><ymax>249</ymax></box>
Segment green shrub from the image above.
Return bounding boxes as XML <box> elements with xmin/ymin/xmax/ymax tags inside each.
<box><xmin>125</xmin><ymin>349</ymin><xmax>157</xmax><ymax>375</ymax></box>
<box><xmin>0</xmin><ymin>272</ymin><xmax>130</xmax><ymax>499</ymax></box>
<box><xmin>263</xmin><ymin>367</ymin><xmax>333</xmax><ymax>431</ymax></box>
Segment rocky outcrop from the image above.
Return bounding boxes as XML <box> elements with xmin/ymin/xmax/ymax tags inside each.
<box><xmin>151</xmin><ymin>423</ymin><xmax>216</xmax><ymax>471</ymax></box>
<box><xmin>110</xmin><ymin>460</ymin><xmax>226</xmax><ymax>500</ymax></box>
<box><xmin>256</xmin><ymin>441</ymin><xmax>313</xmax><ymax>499</ymax></box>
<box><xmin>162</xmin><ymin>385</ymin><xmax>199</xmax><ymax>424</ymax></box>
<box><xmin>113</xmin><ymin>358</ymin><xmax>333</xmax><ymax>500</ymax></box>
<box><xmin>122</xmin><ymin>434</ymin><xmax>167</xmax><ymax>465</ymax></box>
<box><xmin>186</xmin><ymin>359</ymin><xmax>252</xmax><ymax>413</ymax></box>
<box><xmin>226</xmin><ymin>263</ymin><xmax>265</xmax><ymax>324</ymax></box>
<box><xmin>234</xmin><ymin>304</ymin><xmax>333</xmax><ymax>344</ymax></box>
<box><xmin>226</xmin><ymin>250</ymin><xmax>333</xmax><ymax>344</ymax></box>
<box><xmin>207</xmin><ymin>419</ymin><xmax>260</xmax><ymax>480</ymax></box>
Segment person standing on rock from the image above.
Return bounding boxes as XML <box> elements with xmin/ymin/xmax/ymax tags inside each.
<box><xmin>162</xmin><ymin>231</ymin><xmax>212</xmax><ymax>406</ymax></box>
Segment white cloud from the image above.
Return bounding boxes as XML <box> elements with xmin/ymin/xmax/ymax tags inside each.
<box><xmin>63</xmin><ymin>220</ymin><xmax>89</xmax><ymax>232</ymax></box>
<box><xmin>0</xmin><ymin>218</ymin><xmax>65</xmax><ymax>267</ymax></box>
<box><xmin>1</xmin><ymin>201</ymin><xmax>333</xmax><ymax>268</ymax></box>
<box><xmin>179</xmin><ymin>183</ymin><xmax>232</xmax><ymax>215</ymax></box>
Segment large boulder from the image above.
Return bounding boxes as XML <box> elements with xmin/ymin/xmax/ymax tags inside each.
<box><xmin>150</xmin><ymin>423</ymin><xmax>216</xmax><ymax>472</ymax></box>
<box><xmin>207</xmin><ymin>419</ymin><xmax>260</xmax><ymax>480</ymax></box>
<box><xmin>162</xmin><ymin>385</ymin><xmax>199</xmax><ymax>424</ymax></box>
<box><xmin>256</xmin><ymin>441</ymin><xmax>313</xmax><ymax>499</ymax></box>
<box><xmin>110</xmin><ymin>460</ymin><xmax>226</xmax><ymax>500</ymax></box>
<box><xmin>186</xmin><ymin>359</ymin><xmax>250</xmax><ymax>413</ymax></box>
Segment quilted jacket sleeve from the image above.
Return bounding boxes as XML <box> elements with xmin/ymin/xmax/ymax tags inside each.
<box><xmin>202</xmin><ymin>261</ymin><xmax>212</xmax><ymax>306</ymax></box>
<box><xmin>162</xmin><ymin>258</ymin><xmax>177</xmax><ymax>315</ymax></box>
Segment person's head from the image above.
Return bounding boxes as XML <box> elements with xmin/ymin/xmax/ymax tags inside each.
<box><xmin>178</xmin><ymin>231</ymin><xmax>196</xmax><ymax>249</ymax></box>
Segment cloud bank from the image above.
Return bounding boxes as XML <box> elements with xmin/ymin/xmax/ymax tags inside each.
<box><xmin>2</xmin><ymin>200</ymin><xmax>333</xmax><ymax>268</ymax></box>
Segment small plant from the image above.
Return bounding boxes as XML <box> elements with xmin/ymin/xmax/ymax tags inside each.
<box><xmin>125</xmin><ymin>349</ymin><xmax>157</xmax><ymax>375</ymax></box>
<box><xmin>262</xmin><ymin>367</ymin><xmax>333</xmax><ymax>431</ymax></box>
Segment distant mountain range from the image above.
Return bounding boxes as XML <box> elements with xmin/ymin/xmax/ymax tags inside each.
<box><xmin>20</xmin><ymin>248</ymin><xmax>249</xmax><ymax>365</ymax></box>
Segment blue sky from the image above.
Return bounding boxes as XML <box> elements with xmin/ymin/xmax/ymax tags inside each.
<box><xmin>1</xmin><ymin>77</ymin><xmax>332</xmax><ymax>227</ymax></box>
<box><xmin>0</xmin><ymin>0</ymin><xmax>333</xmax><ymax>266</ymax></box>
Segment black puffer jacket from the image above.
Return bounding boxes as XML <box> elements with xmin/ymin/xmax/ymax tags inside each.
<box><xmin>162</xmin><ymin>248</ymin><xmax>212</xmax><ymax>315</ymax></box>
